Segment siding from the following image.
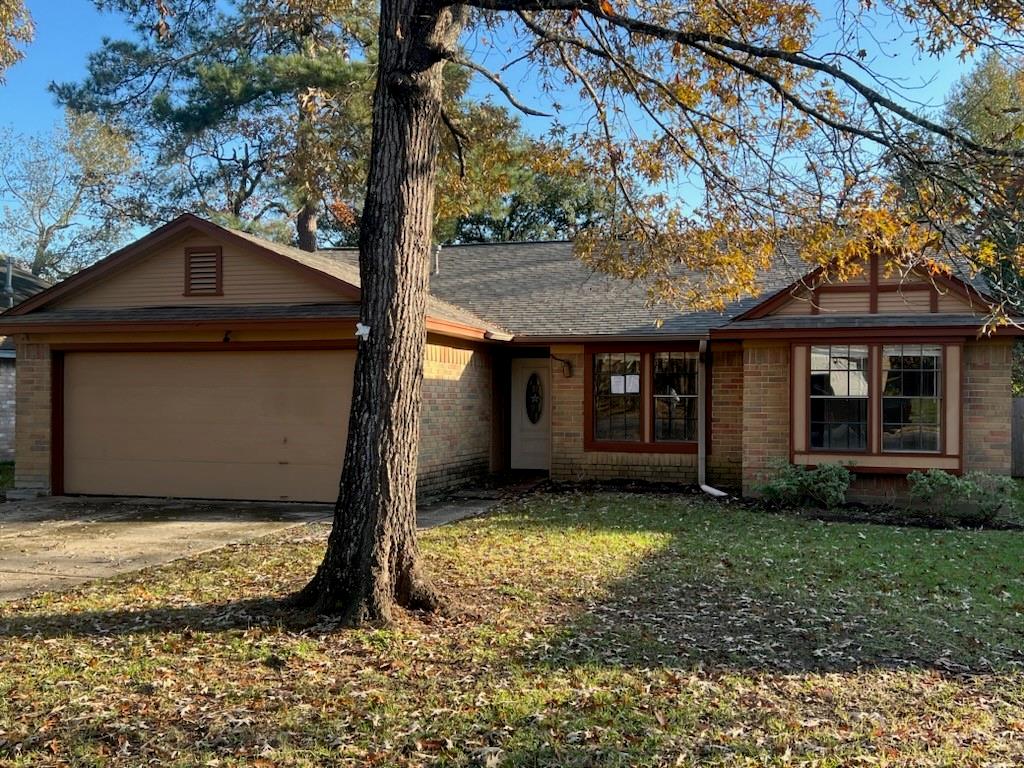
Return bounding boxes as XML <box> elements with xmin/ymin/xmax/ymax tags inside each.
<box><xmin>56</xmin><ymin>233</ymin><xmax>346</xmax><ymax>309</ymax></box>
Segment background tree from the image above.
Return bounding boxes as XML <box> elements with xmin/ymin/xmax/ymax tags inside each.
<box><xmin>0</xmin><ymin>0</ymin><xmax>31</xmax><ymax>82</ymax></box>
<box><xmin>57</xmin><ymin>0</ymin><xmax>596</xmax><ymax>250</ymax></box>
<box><xmin>117</xmin><ymin>0</ymin><xmax>1024</xmax><ymax>623</ymax></box>
<box><xmin>0</xmin><ymin>111</ymin><xmax>135</xmax><ymax>278</ymax></box>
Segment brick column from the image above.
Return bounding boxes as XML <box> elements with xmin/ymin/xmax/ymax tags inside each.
<box><xmin>708</xmin><ymin>343</ymin><xmax>743</xmax><ymax>490</ymax></box>
<box><xmin>741</xmin><ymin>341</ymin><xmax>790</xmax><ymax>496</ymax></box>
<box><xmin>963</xmin><ymin>338</ymin><xmax>1012</xmax><ymax>474</ymax></box>
<box><xmin>14</xmin><ymin>340</ymin><xmax>52</xmax><ymax>495</ymax></box>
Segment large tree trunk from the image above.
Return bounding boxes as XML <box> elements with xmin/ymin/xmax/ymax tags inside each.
<box><xmin>296</xmin><ymin>201</ymin><xmax>318</xmax><ymax>252</ymax></box>
<box><xmin>294</xmin><ymin>0</ymin><xmax>465</xmax><ymax>622</ymax></box>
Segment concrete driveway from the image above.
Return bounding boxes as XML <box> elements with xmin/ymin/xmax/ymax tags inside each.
<box><xmin>0</xmin><ymin>497</ymin><xmax>331</xmax><ymax>602</ymax></box>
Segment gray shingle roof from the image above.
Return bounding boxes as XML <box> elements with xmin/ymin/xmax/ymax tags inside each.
<box><xmin>0</xmin><ymin>302</ymin><xmax>361</xmax><ymax>326</ymax></box>
<box><xmin>321</xmin><ymin>242</ymin><xmax>811</xmax><ymax>339</ymax></box>
<box><xmin>716</xmin><ymin>314</ymin><xmax>990</xmax><ymax>332</ymax></box>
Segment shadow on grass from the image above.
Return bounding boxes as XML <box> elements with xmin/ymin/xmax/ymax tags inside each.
<box><xmin>2</xmin><ymin>495</ymin><xmax>1021</xmax><ymax>675</ymax></box>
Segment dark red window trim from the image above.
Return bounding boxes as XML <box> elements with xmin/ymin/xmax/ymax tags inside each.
<box><xmin>583</xmin><ymin>341</ymin><xmax>706</xmax><ymax>454</ymax></box>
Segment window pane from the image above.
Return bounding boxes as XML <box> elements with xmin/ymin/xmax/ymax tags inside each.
<box><xmin>653</xmin><ymin>352</ymin><xmax>699</xmax><ymax>442</ymax></box>
<box><xmin>654</xmin><ymin>395</ymin><xmax>697</xmax><ymax>442</ymax></box>
<box><xmin>880</xmin><ymin>344</ymin><xmax>942</xmax><ymax>453</ymax></box>
<box><xmin>593</xmin><ymin>353</ymin><xmax>642</xmax><ymax>442</ymax></box>
<box><xmin>808</xmin><ymin>344</ymin><xmax>869</xmax><ymax>451</ymax></box>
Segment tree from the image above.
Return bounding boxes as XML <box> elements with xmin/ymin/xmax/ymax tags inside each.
<box><xmin>0</xmin><ymin>111</ymin><xmax>136</xmax><ymax>278</ymax></box>
<box><xmin>56</xmin><ymin>1</ymin><xmax>583</xmax><ymax>251</ymax></box>
<box><xmin>445</xmin><ymin>161</ymin><xmax>608</xmax><ymax>243</ymax></box>
<box><xmin>120</xmin><ymin>0</ymin><xmax>1022</xmax><ymax>622</ymax></box>
<box><xmin>0</xmin><ymin>0</ymin><xmax>31</xmax><ymax>82</ymax></box>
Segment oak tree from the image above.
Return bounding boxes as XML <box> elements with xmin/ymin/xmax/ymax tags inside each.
<box><xmin>0</xmin><ymin>0</ymin><xmax>31</xmax><ymax>82</ymax></box>
<box><xmin>132</xmin><ymin>0</ymin><xmax>1024</xmax><ymax>622</ymax></box>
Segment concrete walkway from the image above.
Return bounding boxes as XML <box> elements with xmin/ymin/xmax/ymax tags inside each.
<box><xmin>0</xmin><ymin>479</ymin><xmax>538</xmax><ymax>602</ymax></box>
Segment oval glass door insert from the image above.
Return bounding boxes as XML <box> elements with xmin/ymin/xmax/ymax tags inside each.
<box><xmin>525</xmin><ymin>372</ymin><xmax>543</xmax><ymax>424</ymax></box>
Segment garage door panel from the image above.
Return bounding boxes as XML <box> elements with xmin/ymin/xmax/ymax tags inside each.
<box><xmin>63</xmin><ymin>350</ymin><xmax>354</xmax><ymax>502</ymax></box>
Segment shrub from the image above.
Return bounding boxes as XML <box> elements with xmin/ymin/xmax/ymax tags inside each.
<box><xmin>758</xmin><ymin>462</ymin><xmax>852</xmax><ymax>509</ymax></box>
<box><xmin>907</xmin><ymin>469</ymin><xmax>1017</xmax><ymax>527</ymax></box>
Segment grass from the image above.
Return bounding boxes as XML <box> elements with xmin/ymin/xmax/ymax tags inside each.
<box><xmin>0</xmin><ymin>491</ymin><xmax>1022</xmax><ymax>766</ymax></box>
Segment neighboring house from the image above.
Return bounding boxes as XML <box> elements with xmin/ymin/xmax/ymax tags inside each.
<box><xmin>0</xmin><ymin>214</ymin><xmax>1014</xmax><ymax>503</ymax></box>
<box><xmin>0</xmin><ymin>264</ymin><xmax>51</xmax><ymax>462</ymax></box>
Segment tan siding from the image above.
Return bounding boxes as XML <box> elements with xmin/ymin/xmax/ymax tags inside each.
<box><xmin>876</xmin><ymin>290</ymin><xmax>931</xmax><ymax>313</ymax></box>
<box><xmin>817</xmin><ymin>290</ymin><xmax>870</xmax><ymax>314</ymax></box>
<box><xmin>773</xmin><ymin>289</ymin><xmax>815</xmax><ymax>316</ymax></box>
<box><xmin>936</xmin><ymin>291</ymin><xmax>975</xmax><ymax>313</ymax></box>
<box><xmin>57</xmin><ymin>233</ymin><xmax>347</xmax><ymax>309</ymax></box>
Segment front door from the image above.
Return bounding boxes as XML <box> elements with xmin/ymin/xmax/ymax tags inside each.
<box><xmin>510</xmin><ymin>358</ymin><xmax>551</xmax><ymax>470</ymax></box>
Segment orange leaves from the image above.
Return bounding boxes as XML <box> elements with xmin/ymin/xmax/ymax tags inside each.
<box><xmin>598</xmin><ymin>0</ymin><xmax>616</xmax><ymax>16</ymax></box>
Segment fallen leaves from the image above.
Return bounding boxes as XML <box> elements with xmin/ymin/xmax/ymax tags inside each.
<box><xmin>0</xmin><ymin>492</ymin><xmax>1021</xmax><ymax>766</ymax></box>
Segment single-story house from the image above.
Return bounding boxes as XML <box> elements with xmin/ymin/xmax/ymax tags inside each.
<box><xmin>0</xmin><ymin>214</ymin><xmax>1014</xmax><ymax>503</ymax></box>
<box><xmin>0</xmin><ymin>264</ymin><xmax>51</xmax><ymax>461</ymax></box>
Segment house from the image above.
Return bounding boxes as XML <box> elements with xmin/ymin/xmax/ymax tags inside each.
<box><xmin>0</xmin><ymin>214</ymin><xmax>1014</xmax><ymax>504</ymax></box>
<box><xmin>0</xmin><ymin>264</ymin><xmax>51</xmax><ymax>462</ymax></box>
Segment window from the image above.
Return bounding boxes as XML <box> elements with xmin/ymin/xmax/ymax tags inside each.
<box><xmin>184</xmin><ymin>246</ymin><xmax>223</xmax><ymax>296</ymax></box>
<box><xmin>593</xmin><ymin>352</ymin><xmax>642</xmax><ymax>441</ymax></box>
<box><xmin>809</xmin><ymin>344</ymin><xmax>869</xmax><ymax>451</ymax></box>
<box><xmin>653</xmin><ymin>351</ymin><xmax>698</xmax><ymax>441</ymax></box>
<box><xmin>882</xmin><ymin>344</ymin><xmax>942</xmax><ymax>452</ymax></box>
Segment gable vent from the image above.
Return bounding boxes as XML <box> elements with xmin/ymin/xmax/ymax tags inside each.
<box><xmin>184</xmin><ymin>247</ymin><xmax>223</xmax><ymax>296</ymax></box>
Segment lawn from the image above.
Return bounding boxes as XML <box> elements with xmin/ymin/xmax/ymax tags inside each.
<box><xmin>1</xmin><ymin>492</ymin><xmax>1022</xmax><ymax>766</ymax></box>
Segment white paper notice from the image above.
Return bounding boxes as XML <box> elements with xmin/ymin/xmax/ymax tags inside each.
<box><xmin>610</xmin><ymin>375</ymin><xmax>625</xmax><ymax>394</ymax></box>
<box><xmin>625</xmin><ymin>374</ymin><xmax>640</xmax><ymax>394</ymax></box>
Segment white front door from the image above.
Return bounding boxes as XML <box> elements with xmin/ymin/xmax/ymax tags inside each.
<box><xmin>510</xmin><ymin>358</ymin><xmax>551</xmax><ymax>470</ymax></box>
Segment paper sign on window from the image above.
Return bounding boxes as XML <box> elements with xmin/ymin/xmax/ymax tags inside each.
<box><xmin>610</xmin><ymin>375</ymin><xmax>625</xmax><ymax>394</ymax></box>
<box><xmin>625</xmin><ymin>374</ymin><xmax>640</xmax><ymax>394</ymax></box>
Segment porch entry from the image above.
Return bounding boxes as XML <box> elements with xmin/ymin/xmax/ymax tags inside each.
<box><xmin>510</xmin><ymin>358</ymin><xmax>551</xmax><ymax>470</ymax></box>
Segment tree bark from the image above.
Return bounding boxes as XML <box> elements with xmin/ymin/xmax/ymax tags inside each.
<box><xmin>294</xmin><ymin>0</ymin><xmax>465</xmax><ymax>622</ymax></box>
<box><xmin>296</xmin><ymin>201</ymin><xmax>318</xmax><ymax>252</ymax></box>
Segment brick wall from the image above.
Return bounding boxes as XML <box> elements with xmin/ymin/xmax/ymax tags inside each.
<box><xmin>962</xmin><ymin>338</ymin><xmax>1012</xmax><ymax>474</ymax></box>
<box><xmin>708</xmin><ymin>344</ymin><xmax>743</xmax><ymax>489</ymax></box>
<box><xmin>417</xmin><ymin>340</ymin><xmax>493</xmax><ymax>496</ymax></box>
<box><xmin>549</xmin><ymin>344</ymin><xmax>698</xmax><ymax>484</ymax></box>
<box><xmin>14</xmin><ymin>340</ymin><xmax>51</xmax><ymax>493</ymax></box>
<box><xmin>0</xmin><ymin>358</ymin><xmax>15</xmax><ymax>462</ymax></box>
<box><xmin>741</xmin><ymin>341</ymin><xmax>790</xmax><ymax>496</ymax></box>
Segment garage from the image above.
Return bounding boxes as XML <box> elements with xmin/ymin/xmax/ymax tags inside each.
<box><xmin>60</xmin><ymin>350</ymin><xmax>355</xmax><ymax>502</ymax></box>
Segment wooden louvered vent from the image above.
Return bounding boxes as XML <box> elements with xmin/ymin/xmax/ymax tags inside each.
<box><xmin>184</xmin><ymin>247</ymin><xmax>223</xmax><ymax>296</ymax></box>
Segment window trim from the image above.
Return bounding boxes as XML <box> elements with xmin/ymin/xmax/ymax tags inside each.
<box><xmin>583</xmin><ymin>342</ymin><xmax>704</xmax><ymax>454</ymax></box>
<box><xmin>797</xmin><ymin>340</ymin><xmax>960</xmax><ymax>465</ymax></box>
<box><xmin>183</xmin><ymin>246</ymin><xmax>224</xmax><ymax>297</ymax></box>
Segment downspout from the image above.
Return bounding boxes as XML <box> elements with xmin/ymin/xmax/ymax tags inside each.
<box><xmin>698</xmin><ymin>338</ymin><xmax>728</xmax><ymax>498</ymax></box>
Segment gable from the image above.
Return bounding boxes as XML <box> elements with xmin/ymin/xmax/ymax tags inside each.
<box><xmin>53</xmin><ymin>231</ymin><xmax>349</xmax><ymax>310</ymax></box>
<box><xmin>749</xmin><ymin>254</ymin><xmax>985</xmax><ymax>319</ymax></box>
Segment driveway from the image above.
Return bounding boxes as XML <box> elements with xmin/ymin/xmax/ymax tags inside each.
<box><xmin>0</xmin><ymin>497</ymin><xmax>331</xmax><ymax>602</ymax></box>
<box><xmin>0</xmin><ymin>487</ymin><xmax>522</xmax><ymax>603</ymax></box>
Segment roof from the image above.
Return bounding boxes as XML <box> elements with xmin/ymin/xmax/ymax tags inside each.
<box><xmin>0</xmin><ymin>265</ymin><xmax>50</xmax><ymax>354</ymax></box>
<box><xmin>322</xmin><ymin>242</ymin><xmax>812</xmax><ymax>339</ymax></box>
<box><xmin>0</xmin><ymin>302</ymin><xmax>361</xmax><ymax>328</ymax></box>
<box><xmin>0</xmin><ymin>215</ymin><xmax>1004</xmax><ymax>343</ymax></box>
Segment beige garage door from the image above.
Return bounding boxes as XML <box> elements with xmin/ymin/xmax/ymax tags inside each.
<box><xmin>63</xmin><ymin>350</ymin><xmax>355</xmax><ymax>502</ymax></box>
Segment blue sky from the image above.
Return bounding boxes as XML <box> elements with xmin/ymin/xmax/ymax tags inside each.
<box><xmin>1</xmin><ymin>0</ymin><xmax>973</xmax><ymax>141</ymax></box>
